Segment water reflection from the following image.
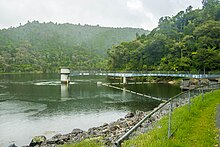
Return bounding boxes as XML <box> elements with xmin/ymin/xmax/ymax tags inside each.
<box><xmin>122</xmin><ymin>87</ymin><xmax>126</xmax><ymax>100</ymax></box>
<box><xmin>0</xmin><ymin>74</ymin><xmax>181</xmax><ymax>146</ymax></box>
<box><xmin>61</xmin><ymin>84</ymin><xmax>69</xmax><ymax>98</ymax></box>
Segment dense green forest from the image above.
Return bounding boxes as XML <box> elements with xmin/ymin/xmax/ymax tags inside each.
<box><xmin>108</xmin><ymin>0</ymin><xmax>220</xmax><ymax>73</ymax></box>
<box><xmin>1</xmin><ymin>0</ymin><xmax>219</xmax><ymax>73</ymax></box>
<box><xmin>0</xmin><ymin>22</ymin><xmax>148</xmax><ymax>72</ymax></box>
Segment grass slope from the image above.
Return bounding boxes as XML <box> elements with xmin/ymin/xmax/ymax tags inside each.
<box><xmin>123</xmin><ymin>90</ymin><xmax>220</xmax><ymax>147</ymax></box>
<box><xmin>61</xmin><ymin>90</ymin><xmax>220</xmax><ymax>147</ymax></box>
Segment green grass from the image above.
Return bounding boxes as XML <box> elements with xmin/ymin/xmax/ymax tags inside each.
<box><xmin>123</xmin><ymin>90</ymin><xmax>220</xmax><ymax>147</ymax></box>
<box><xmin>61</xmin><ymin>90</ymin><xmax>220</xmax><ymax>147</ymax></box>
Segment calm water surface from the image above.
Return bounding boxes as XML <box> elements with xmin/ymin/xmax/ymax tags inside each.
<box><xmin>0</xmin><ymin>74</ymin><xmax>181</xmax><ymax>146</ymax></box>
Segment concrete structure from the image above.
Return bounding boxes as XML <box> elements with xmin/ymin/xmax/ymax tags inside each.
<box><xmin>61</xmin><ymin>84</ymin><xmax>69</xmax><ymax>98</ymax></box>
<box><xmin>122</xmin><ymin>76</ymin><xmax>127</xmax><ymax>85</ymax></box>
<box><xmin>70</xmin><ymin>71</ymin><xmax>220</xmax><ymax>79</ymax></box>
<box><xmin>68</xmin><ymin>71</ymin><xmax>220</xmax><ymax>85</ymax></box>
<box><xmin>60</xmin><ymin>68</ymin><xmax>70</xmax><ymax>84</ymax></box>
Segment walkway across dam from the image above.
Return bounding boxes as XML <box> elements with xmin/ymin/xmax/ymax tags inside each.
<box><xmin>60</xmin><ymin>69</ymin><xmax>220</xmax><ymax>84</ymax></box>
<box><xmin>68</xmin><ymin>70</ymin><xmax>220</xmax><ymax>84</ymax></box>
<box><xmin>70</xmin><ymin>71</ymin><xmax>220</xmax><ymax>79</ymax></box>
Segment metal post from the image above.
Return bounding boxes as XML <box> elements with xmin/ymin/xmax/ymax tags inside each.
<box><xmin>188</xmin><ymin>90</ymin><xmax>191</xmax><ymax>111</ymax></box>
<box><xmin>191</xmin><ymin>89</ymin><xmax>194</xmax><ymax>98</ymax></box>
<box><xmin>202</xmin><ymin>87</ymin><xmax>204</xmax><ymax>101</ymax></box>
<box><xmin>168</xmin><ymin>101</ymin><xmax>172</xmax><ymax>138</ymax></box>
<box><xmin>198</xmin><ymin>79</ymin><xmax>201</xmax><ymax>94</ymax></box>
<box><xmin>212</xmin><ymin>84</ymin><xmax>214</xmax><ymax>93</ymax></box>
<box><xmin>114</xmin><ymin>141</ymin><xmax>121</xmax><ymax>147</ymax></box>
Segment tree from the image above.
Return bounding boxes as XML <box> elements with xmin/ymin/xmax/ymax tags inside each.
<box><xmin>1</xmin><ymin>51</ymin><xmax>12</xmax><ymax>72</ymax></box>
<box><xmin>193</xmin><ymin>48</ymin><xmax>220</xmax><ymax>73</ymax></box>
<box><xmin>193</xmin><ymin>20</ymin><xmax>220</xmax><ymax>49</ymax></box>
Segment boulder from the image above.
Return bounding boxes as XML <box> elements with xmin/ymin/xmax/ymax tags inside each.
<box><xmin>119</xmin><ymin>122</ymin><xmax>128</xmax><ymax>128</ymax></box>
<box><xmin>71</xmin><ymin>128</ymin><xmax>83</xmax><ymax>135</ymax></box>
<box><xmin>52</xmin><ymin>133</ymin><xmax>62</xmax><ymax>139</ymax></box>
<box><xmin>109</xmin><ymin>125</ymin><xmax>119</xmax><ymax>131</ymax></box>
<box><xmin>88</xmin><ymin>128</ymin><xmax>99</xmax><ymax>136</ymax></box>
<box><xmin>102</xmin><ymin>128</ymin><xmax>110</xmax><ymax>134</ymax></box>
<box><xmin>8</xmin><ymin>144</ymin><xmax>17</xmax><ymax>147</ymax></box>
<box><xmin>125</xmin><ymin>112</ymin><xmax>134</xmax><ymax>118</ymax></box>
<box><xmin>29</xmin><ymin>136</ymin><xmax>46</xmax><ymax>147</ymax></box>
<box><xmin>135</xmin><ymin>110</ymin><xmax>145</xmax><ymax>117</ymax></box>
<box><xmin>46</xmin><ymin>133</ymin><xmax>70</xmax><ymax>145</ymax></box>
<box><xmin>102</xmin><ymin>123</ymin><xmax>108</xmax><ymax>127</ymax></box>
<box><xmin>72</xmin><ymin>132</ymin><xmax>87</xmax><ymax>142</ymax></box>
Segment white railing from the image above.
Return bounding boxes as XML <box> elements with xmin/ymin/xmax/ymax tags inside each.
<box><xmin>70</xmin><ymin>71</ymin><xmax>220</xmax><ymax>79</ymax></box>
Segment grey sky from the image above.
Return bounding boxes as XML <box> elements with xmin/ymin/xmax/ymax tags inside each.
<box><xmin>0</xmin><ymin>0</ymin><xmax>202</xmax><ymax>30</ymax></box>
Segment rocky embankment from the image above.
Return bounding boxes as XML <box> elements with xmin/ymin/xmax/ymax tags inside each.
<box><xmin>12</xmin><ymin>95</ymin><xmax>189</xmax><ymax>147</ymax></box>
<box><xmin>26</xmin><ymin>111</ymin><xmax>147</xmax><ymax>147</ymax></box>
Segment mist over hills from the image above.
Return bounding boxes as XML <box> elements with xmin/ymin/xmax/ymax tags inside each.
<box><xmin>107</xmin><ymin>1</ymin><xmax>220</xmax><ymax>72</ymax></box>
<box><xmin>0</xmin><ymin>21</ymin><xmax>149</xmax><ymax>72</ymax></box>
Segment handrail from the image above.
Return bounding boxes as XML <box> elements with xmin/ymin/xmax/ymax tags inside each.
<box><xmin>114</xmin><ymin>99</ymin><xmax>171</xmax><ymax>146</ymax></box>
<box><xmin>70</xmin><ymin>70</ymin><xmax>220</xmax><ymax>75</ymax></box>
<box><xmin>114</xmin><ymin>83</ymin><xmax>220</xmax><ymax>147</ymax></box>
<box><xmin>70</xmin><ymin>71</ymin><xmax>220</xmax><ymax>78</ymax></box>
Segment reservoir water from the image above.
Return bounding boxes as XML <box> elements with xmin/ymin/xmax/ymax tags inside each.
<box><xmin>0</xmin><ymin>74</ymin><xmax>181</xmax><ymax>146</ymax></box>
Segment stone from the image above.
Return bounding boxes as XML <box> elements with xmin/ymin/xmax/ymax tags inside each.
<box><xmin>102</xmin><ymin>123</ymin><xmax>108</xmax><ymax>127</ymax></box>
<box><xmin>126</xmin><ymin>120</ymin><xmax>135</xmax><ymax>126</ymax></box>
<box><xmin>125</xmin><ymin>112</ymin><xmax>134</xmax><ymax>118</ymax></box>
<box><xmin>57</xmin><ymin>139</ymin><xmax>64</xmax><ymax>145</ymax></box>
<box><xmin>72</xmin><ymin>133</ymin><xmax>85</xmax><ymax>142</ymax></box>
<box><xmin>119</xmin><ymin>128</ymin><xmax>127</xmax><ymax>134</ymax></box>
<box><xmin>46</xmin><ymin>138</ymin><xmax>57</xmax><ymax>144</ymax></box>
<box><xmin>119</xmin><ymin>122</ymin><xmax>128</xmax><ymax>128</ymax></box>
<box><xmin>76</xmin><ymin>132</ymin><xmax>86</xmax><ymax>140</ymax></box>
<box><xmin>109</xmin><ymin>125</ymin><xmax>119</xmax><ymax>131</ymax></box>
<box><xmin>8</xmin><ymin>144</ymin><xmax>18</xmax><ymax>147</ymax></box>
<box><xmin>62</xmin><ymin>134</ymin><xmax>71</xmax><ymax>140</ymax></box>
<box><xmin>102</xmin><ymin>128</ymin><xmax>110</xmax><ymax>134</ymax></box>
<box><xmin>136</xmin><ymin>110</ymin><xmax>145</xmax><ymax>117</ymax></box>
<box><xmin>88</xmin><ymin>129</ymin><xmax>98</xmax><ymax>136</ymax></box>
<box><xmin>29</xmin><ymin>136</ymin><xmax>46</xmax><ymax>147</ymax></box>
<box><xmin>45</xmin><ymin>133</ymin><xmax>65</xmax><ymax>145</ymax></box>
<box><xmin>71</xmin><ymin>128</ymin><xmax>83</xmax><ymax>135</ymax></box>
<box><xmin>52</xmin><ymin>133</ymin><xmax>62</xmax><ymax>139</ymax></box>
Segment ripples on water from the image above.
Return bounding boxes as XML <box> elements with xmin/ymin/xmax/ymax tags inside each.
<box><xmin>0</xmin><ymin>74</ymin><xmax>181</xmax><ymax>146</ymax></box>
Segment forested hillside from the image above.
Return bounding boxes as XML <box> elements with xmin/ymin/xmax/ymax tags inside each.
<box><xmin>108</xmin><ymin>0</ymin><xmax>220</xmax><ymax>73</ymax></box>
<box><xmin>0</xmin><ymin>21</ymin><xmax>148</xmax><ymax>72</ymax></box>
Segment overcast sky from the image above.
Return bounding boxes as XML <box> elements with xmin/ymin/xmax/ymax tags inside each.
<box><xmin>0</xmin><ymin>0</ymin><xmax>203</xmax><ymax>30</ymax></box>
